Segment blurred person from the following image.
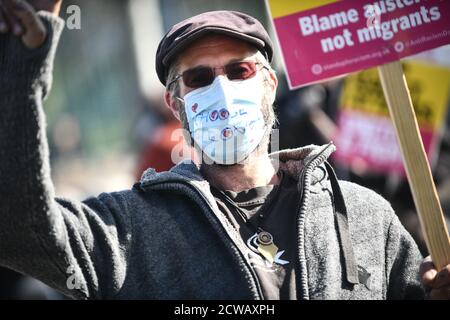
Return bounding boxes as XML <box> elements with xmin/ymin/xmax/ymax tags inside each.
<box><xmin>134</xmin><ymin>96</ymin><xmax>193</xmax><ymax>177</ymax></box>
<box><xmin>135</xmin><ymin>118</ymin><xmax>183</xmax><ymax>175</ymax></box>
<box><xmin>276</xmin><ymin>82</ymin><xmax>340</xmax><ymax>150</ymax></box>
<box><xmin>0</xmin><ymin>0</ymin><xmax>449</xmax><ymax>300</ymax></box>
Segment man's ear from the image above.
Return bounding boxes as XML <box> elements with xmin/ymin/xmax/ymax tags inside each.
<box><xmin>164</xmin><ymin>90</ymin><xmax>181</xmax><ymax>121</ymax></box>
<box><xmin>267</xmin><ymin>69</ymin><xmax>278</xmax><ymax>104</ymax></box>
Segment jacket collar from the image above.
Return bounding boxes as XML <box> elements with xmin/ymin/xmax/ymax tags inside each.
<box><xmin>139</xmin><ymin>143</ymin><xmax>336</xmax><ymax>188</ymax></box>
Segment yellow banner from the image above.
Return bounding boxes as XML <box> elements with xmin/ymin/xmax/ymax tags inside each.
<box><xmin>340</xmin><ymin>61</ymin><xmax>450</xmax><ymax>130</ymax></box>
<box><xmin>266</xmin><ymin>0</ymin><xmax>338</xmax><ymax>19</ymax></box>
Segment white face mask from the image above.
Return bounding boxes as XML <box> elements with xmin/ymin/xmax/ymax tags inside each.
<box><xmin>183</xmin><ymin>75</ymin><xmax>267</xmax><ymax>165</ymax></box>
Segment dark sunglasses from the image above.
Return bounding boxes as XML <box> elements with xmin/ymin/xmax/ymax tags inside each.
<box><xmin>167</xmin><ymin>61</ymin><xmax>267</xmax><ymax>89</ymax></box>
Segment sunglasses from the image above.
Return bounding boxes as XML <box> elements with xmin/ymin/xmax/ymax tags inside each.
<box><xmin>168</xmin><ymin>61</ymin><xmax>267</xmax><ymax>89</ymax></box>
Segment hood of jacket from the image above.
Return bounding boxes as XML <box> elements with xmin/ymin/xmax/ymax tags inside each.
<box><xmin>139</xmin><ymin>143</ymin><xmax>336</xmax><ymax>189</ymax></box>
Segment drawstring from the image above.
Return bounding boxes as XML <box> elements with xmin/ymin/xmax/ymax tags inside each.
<box><xmin>324</xmin><ymin>162</ymin><xmax>359</xmax><ymax>285</ymax></box>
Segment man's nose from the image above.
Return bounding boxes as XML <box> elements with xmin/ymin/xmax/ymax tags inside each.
<box><xmin>212</xmin><ymin>66</ymin><xmax>226</xmax><ymax>78</ymax></box>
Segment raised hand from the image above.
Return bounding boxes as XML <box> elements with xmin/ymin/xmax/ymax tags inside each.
<box><xmin>0</xmin><ymin>0</ymin><xmax>62</xmax><ymax>48</ymax></box>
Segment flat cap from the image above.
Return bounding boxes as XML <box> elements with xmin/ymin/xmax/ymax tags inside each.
<box><xmin>155</xmin><ymin>10</ymin><xmax>274</xmax><ymax>86</ymax></box>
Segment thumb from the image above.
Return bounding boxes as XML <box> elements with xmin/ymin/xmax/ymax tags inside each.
<box><xmin>12</xmin><ymin>0</ymin><xmax>47</xmax><ymax>49</ymax></box>
<box><xmin>420</xmin><ymin>256</ymin><xmax>438</xmax><ymax>287</ymax></box>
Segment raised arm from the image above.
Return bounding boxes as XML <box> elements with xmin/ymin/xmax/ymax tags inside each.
<box><xmin>0</xmin><ymin>0</ymin><xmax>132</xmax><ymax>299</ymax></box>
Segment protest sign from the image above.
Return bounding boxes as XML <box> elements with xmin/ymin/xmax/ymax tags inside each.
<box><xmin>266</xmin><ymin>0</ymin><xmax>450</xmax><ymax>89</ymax></box>
<box><xmin>266</xmin><ymin>0</ymin><xmax>450</xmax><ymax>269</ymax></box>
<box><xmin>333</xmin><ymin>61</ymin><xmax>450</xmax><ymax>176</ymax></box>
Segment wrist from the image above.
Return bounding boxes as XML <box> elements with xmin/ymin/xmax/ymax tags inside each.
<box><xmin>27</xmin><ymin>0</ymin><xmax>63</xmax><ymax>16</ymax></box>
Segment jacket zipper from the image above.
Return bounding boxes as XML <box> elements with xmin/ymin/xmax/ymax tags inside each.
<box><xmin>142</xmin><ymin>180</ymin><xmax>265</xmax><ymax>300</ymax></box>
<box><xmin>140</xmin><ymin>143</ymin><xmax>334</xmax><ymax>300</ymax></box>
<box><xmin>295</xmin><ymin>143</ymin><xmax>334</xmax><ymax>300</ymax></box>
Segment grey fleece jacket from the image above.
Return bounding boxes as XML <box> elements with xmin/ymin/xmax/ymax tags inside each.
<box><xmin>0</xmin><ymin>13</ymin><xmax>425</xmax><ymax>300</ymax></box>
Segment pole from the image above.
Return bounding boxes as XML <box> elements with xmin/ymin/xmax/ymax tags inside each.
<box><xmin>378</xmin><ymin>61</ymin><xmax>450</xmax><ymax>270</ymax></box>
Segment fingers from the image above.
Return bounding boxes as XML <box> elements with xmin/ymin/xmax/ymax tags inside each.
<box><xmin>421</xmin><ymin>257</ymin><xmax>450</xmax><ymax>300</ymax></box>
<box><xmin>1</xmin><ymin>0</ymin><xmax>24</xmax><ymax>36</ymax></box>
<box><xmin>429</xmin><ymin>286</ymin><xmax>450</xmax><ymax>300</ymax></box>
<box><xmin>420</xmin><ymin>256</ymin><xmax>438</xmax><ymax>287</ymax></box>
<box><xmin>433</xmin><ymin>264</ymin><xmax>450</xmax><ymax>289</ymax></box>
<box><xmin>1</xmin><ymin>0</ymin><xmax>47</xmax><ymax>48</ymax></box>
<box><xmin>12</xmin><ymin>1</ymin><xmax>44</xmax><ymax>28</ymax></box>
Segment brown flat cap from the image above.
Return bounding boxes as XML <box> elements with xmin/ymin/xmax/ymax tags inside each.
<box><xmin>155</xmin><ymin>10</ymin><xmax>273</xmax><ymax>86</ymax></box>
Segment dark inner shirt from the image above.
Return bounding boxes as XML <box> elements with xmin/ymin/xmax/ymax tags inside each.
<box><xmin>211</xmin><ymin>171</ymin><xmax>300</xmax><ymax>299</ymax></box>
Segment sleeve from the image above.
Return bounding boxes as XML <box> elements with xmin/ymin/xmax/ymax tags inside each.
<box><xmin>0</xmin><ymin>12</ymin><xmax>132</xmax><ymax>299</ymax></box>
<box><xmin>385</xmin><ymin>213</ymin><xmax>426</xmax><ymax>300</ymax></box>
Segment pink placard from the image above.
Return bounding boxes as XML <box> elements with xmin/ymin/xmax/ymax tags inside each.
<box><xmin>272</xmin><ymin>0</ymin><xmax>450</xmax><ymax>88</ymax></box>
<box><xmin>332</xmin><ymin>110</ymin><xmax>436</xmax><ymax>176</ymax></box>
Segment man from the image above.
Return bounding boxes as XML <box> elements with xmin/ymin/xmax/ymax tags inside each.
<box><xmin>0</xmin><ymin>0</ymin><xmax>449</xmax><ymax>300</ymax></box>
